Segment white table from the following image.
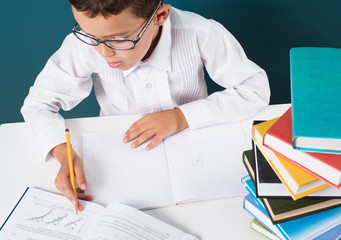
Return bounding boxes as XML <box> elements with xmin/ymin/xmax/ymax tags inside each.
<box><xmin>0</xmin><ymin>104</ymin><xmax>290</xmax><ymax>239</ymax></box>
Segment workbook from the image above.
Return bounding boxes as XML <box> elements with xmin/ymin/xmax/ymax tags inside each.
<box><xmin>0</xmin><ymin>187</ymin><xmax>199</xmax><ymax>240</ymax></box>
<box><xmin>82</xmin><ymin>122</ymin><xmax>248</xmax><ymax>209</ymax></box>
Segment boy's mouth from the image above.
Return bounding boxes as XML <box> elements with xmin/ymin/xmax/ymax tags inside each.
<box><xmin>107</xmin><ymin>61</ymin><xmax>122</xmax><ymax>68</ymax></box>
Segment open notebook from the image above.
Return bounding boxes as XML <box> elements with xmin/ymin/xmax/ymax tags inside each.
<box><xmin>82</xmin><ymin>122</ymin><xmax>248</xmax><ymax>209</ymax></box>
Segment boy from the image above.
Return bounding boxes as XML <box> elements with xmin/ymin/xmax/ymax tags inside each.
<box><xmin>21</xmin><ymin>0</ymin><xmax>270</xmax><ymax>211</ymax></box>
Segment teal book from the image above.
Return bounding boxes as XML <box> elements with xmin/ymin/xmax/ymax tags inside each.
<box><xmin>290</xmin><ymin>47</ymin><xmax>341</xmax><ymax>154</ymax></box>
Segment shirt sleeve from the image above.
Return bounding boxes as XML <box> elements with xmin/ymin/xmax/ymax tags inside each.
<box><xmin>21</xmin><ymin>34</ymin><xmax>95</xmax><ymax>161</ymax></box>
<box><xmin>178</xmin><ymin>19</ymin><xmax>270</xmax><ymax>129</ymax></box>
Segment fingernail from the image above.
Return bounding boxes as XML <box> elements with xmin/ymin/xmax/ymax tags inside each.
<box><xmin>81</xmin><ymin>183</ymin><xmax>87</xmax><ymax>190</ymax></box>
<box><xmin>123</xmin><ymin>138</ymin><xmax>127</xmax><ymax>143</ymax></box>
<box><xmin>131</xmin><ymin>143</ymin><xmax>136</xmax><ymax>148</ymax></box>
<box><xmin>72</xmin><ymin>200</ymin><xmax>78</xmax><ymax>205</ymax></box>
<box><xmin>145</xmin><ymin>146</ymin><xmax>150</xmax><ymax>151</ymax></box>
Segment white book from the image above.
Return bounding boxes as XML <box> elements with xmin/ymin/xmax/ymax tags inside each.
<box><xmin>82</xmin><ymin>122</ymin><xmax>248</xmax><ymax>209</ymax></box>
<box><xmin>0</xmin><ymin>187</ymin><xmax>199</xmax><ymax>240</ymax></box>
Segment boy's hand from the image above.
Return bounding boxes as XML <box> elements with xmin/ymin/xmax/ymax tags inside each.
<box><xmin>123</xmin><ymin>108</ymin><xmax>189</xmax><ymax>150</ymax></box>
<box><xmin>51</xmin><ymin>143</ymin><xmax>93</xmax><ymax>211</ymax></box>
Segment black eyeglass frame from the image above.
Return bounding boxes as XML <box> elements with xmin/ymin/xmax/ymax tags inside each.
<box><xmin>71</xmin><ymin>0</ymin><xmax>162</xmax><ymax>50</ymax></box>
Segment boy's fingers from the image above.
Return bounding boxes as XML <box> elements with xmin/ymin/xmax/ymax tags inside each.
<box><xmin>56</xmin><ymin>175</ymin><xmax>79</xmax><ymax>205</ymax></box>
<box><xmin>131</xmin><ymin>130</ymin><xmax>154</xmax><ymax>148</ymax></box>
<box><xmin>55</xmin><ymin>166</ymin><xmax>81</xmax><ymax>208</ymax></box>
<box><xmin>146</xmin><ymin>134</ymin><xmax>163</xmax><ymax>151</ymax></box>
<box><xmin>73</xmin><ymin>156</ymin><xmax>88</xmax><ymax>191</ymax></box>
<box><xmin>58</xmin><ymin>178</ymin><xmax>85</xmax><ymax>211</ymax></box>
<box><xmin>124</xmin><ymin>117</ymin><xmax>150</xmax><ymax>142</ymax></box>
<box><xmin>77</xmin><ymin>192</ymin><xmax>94</xmax><ymax>201</ymax></box>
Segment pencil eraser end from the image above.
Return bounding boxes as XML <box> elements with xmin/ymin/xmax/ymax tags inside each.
<box><xmin>65</xmin><ymin>129</ymin><xmax>69</xmax><ymax>132</ymax></box>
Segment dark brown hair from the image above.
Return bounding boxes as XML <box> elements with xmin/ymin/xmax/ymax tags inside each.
<box><xmin>69</xmin><ymin>0</ymin><xmax>163</xmax><ymax>19</ymax></box>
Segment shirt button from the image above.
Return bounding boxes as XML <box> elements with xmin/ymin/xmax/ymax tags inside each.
<box><xmin>145</xmin><ymin>83</ymin><xmax>152</xmax><ymax>89</ymax></box>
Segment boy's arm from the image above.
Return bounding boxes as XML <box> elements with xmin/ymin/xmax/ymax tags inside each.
<box><xmin>21</xmin><ymin>34</ymin><xmax>94</xmax><ymax>161</ymax></box>
<box><xmin>124</xmin><ymin>19</ymin><xmax>270</xmax><ymax>149</ymax></box>
<box><xmin>21</xmin><ymin>34</ymin><xmax>95</xmax><ymax>208</ymax></box>
<box><xmin>178</xmin><ymin>19</ymin><xmax>270</xmax><ymax>129</ymax></box>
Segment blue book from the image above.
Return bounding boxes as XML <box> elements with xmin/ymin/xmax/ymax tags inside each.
<box><xmin>243</xmin><ymin>192</ymin><xmax>341</xmax><ymax>240</ymax></box>
<box><xmin>241</xmin><ymin>175</ymin><xmax>267</xmax><ymax>212</ymax></box>
<box><xmin>243</xmin><ymin>194</ymin><xmax>285</xmax><ymax>239</ymax></box>
<box><xmin>241</xmin><ymin>175</ymin><xmax>341</xmax><ymax>225</ymax></box>
<box><xmin>314</xmin><ymin>223</ymin><xmax>341</xmax><ymax>240</ymax></box>
<box><xmin>290</xmin><ymin>47</ymin><xmax>341</xmax><ymax>154</ymax></box>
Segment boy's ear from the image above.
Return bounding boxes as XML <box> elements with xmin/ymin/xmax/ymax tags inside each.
<box><xmin>154</xmin><ymin>4</ymin><xmax>171</xmax><ymax>26</ymax></box>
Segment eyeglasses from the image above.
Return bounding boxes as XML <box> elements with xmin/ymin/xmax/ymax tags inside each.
<box><xmin>72</xmin><ymin>1</ymin><xmax>162</xmax><ymax>50</ymax></box>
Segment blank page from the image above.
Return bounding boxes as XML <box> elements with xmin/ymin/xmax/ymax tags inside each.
<box><xmin>164</xmin><ymin>122</ymin><xmax>248</xmax><ymax>203</ymax></box>
<box><xmin>82</xmin><ymin>130</ymin><xmax>174</xmax><ymax>209</ymax></box>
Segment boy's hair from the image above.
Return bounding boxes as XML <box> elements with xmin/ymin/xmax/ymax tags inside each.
<box><xmin>69</xmin><ymin>0</ymin><xmax>163</xmax><ymax>19</ymax></box>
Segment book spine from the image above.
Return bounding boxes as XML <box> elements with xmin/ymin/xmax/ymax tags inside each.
<box><xmin>241</xmin><ymin>176</ymin><xmax>268</xmax><ymax>214</ymax></box>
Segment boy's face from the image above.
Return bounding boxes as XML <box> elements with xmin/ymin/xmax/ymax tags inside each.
<box><xmin>72</xmin><ymin>5</ymin><xmax>170</xmax><ymax>71</ymax></box>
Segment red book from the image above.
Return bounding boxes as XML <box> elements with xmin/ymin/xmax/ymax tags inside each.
<box><xmin>263</xmin><ymin>107</ymin><xmax>341</xmax><ymax>189</ymax></box>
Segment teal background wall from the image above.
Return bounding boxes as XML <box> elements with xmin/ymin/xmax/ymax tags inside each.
<box><xmin>1</xmin><ymin>0</ymin><xmax>341</xmax><ymax>124</ymax></box>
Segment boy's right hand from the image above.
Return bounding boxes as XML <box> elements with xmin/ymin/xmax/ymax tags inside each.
<box><xmin>51</xmin><ymin>143</ymin><xmax>93</xmax><ymax>211</ymax></box>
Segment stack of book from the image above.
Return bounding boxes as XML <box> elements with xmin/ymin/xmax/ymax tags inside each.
<box><xmin>241</xmin><ymin>47</ymin><xmax>341</xmax><ymax>239</ymax></box>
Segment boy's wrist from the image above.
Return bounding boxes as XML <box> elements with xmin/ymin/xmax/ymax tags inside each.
<box><xmin>51</xmin><ymin>143</ymin><xmax>68</xmax><ymax>165</ymax></box>
<box><xmin>175</xmin><ymin>108</ymin><xmax>189</xmax><ymax>130</ymax></box>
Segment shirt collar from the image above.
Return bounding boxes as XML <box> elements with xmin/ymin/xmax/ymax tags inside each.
<box><xmin>122</xmin><ymin>15</ymin><xmax>172</xmax><ymax>77</ymax></box>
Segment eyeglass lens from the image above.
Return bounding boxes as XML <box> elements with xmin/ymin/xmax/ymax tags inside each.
<box><xmin>74</xmin><ymin>31</ymin><xmax>135</xmax><ymax>50</ymax></box>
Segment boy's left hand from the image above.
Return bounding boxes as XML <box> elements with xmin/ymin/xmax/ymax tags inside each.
<box><xmin>123</xmin><ymin>108</ymin><xmax>188</xmax><ymax>150</ymax></box>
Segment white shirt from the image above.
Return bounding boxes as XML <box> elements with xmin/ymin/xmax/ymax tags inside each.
<box><xmin>21</xmin><ymin>7</ymin><xmax>270</xmax><ymax>160</ymax></box>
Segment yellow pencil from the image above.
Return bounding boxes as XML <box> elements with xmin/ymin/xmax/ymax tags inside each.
<box><xmin>65</xmin><ymin>128</ymin><xmax>78</xmax><ymax>214</ymax></box>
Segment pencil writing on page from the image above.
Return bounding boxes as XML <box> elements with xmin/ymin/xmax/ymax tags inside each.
<box><xmin>65</xmin><ymin>128</ymin><xmax>78</xmax><ymax>214</ymax></box>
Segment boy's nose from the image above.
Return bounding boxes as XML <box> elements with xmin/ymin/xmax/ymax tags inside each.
<box><xmin>97</xmin><ymin>43</ymin><xmax>116</xmax><ymax>57</ymax></box>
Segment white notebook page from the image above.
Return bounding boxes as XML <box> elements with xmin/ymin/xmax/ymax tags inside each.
<box><xmin>83</xmin><ymin>130</ymin><xmax>174</xmax><ymax>209</ymax></box>
<box><xmin>0</xmin><ymin>188</ymin><xmax>101</xmax><ymax>239</ymax></box>
<box><xmin>164</xmin><ymin>121</ymin><xmax>248</xmax><ymax>202</ymax></box>
<box><xmin>90</xmin><ymin>202</ymin><xmax>199</xmax><ymax>240</ymax></box>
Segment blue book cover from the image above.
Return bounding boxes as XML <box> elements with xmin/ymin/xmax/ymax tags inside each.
<box><xmin>241</xmin><ymin>175</ymin><xmax>341</xmax><ymax>225</ymax></box>
<box><xmin>290</xmin><ymin>47</ymin><xmax>341</xmax><ymax>154</ymax></box>
<box><xmin>243</xmin><ymin>194</ymin><xmax>285</xmax><ymax>239</ymax></box>
<box><xmin>243</xmin><ymin>192</ymin><xmax>341</xmax><ymax>240</ymax></box>
<box><xmin>0</xmin><ymin>187</ymin><xmax>29</xmax><ymax>231</ymax></box>
<box><xmin>241</xmin><ymin>175</ymin><xmax>267</xmax><ymax>212</ymax></box>
<box><xmin>313</xmin><ymin>223</ymin><xmax>341</xmax><ymax>240</ymax></box>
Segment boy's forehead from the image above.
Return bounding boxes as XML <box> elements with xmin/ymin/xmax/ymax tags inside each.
<box><xmin>71</xmin><ymin>6</ymin><xmax>144</xmax><ymax>38</ymax></box>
